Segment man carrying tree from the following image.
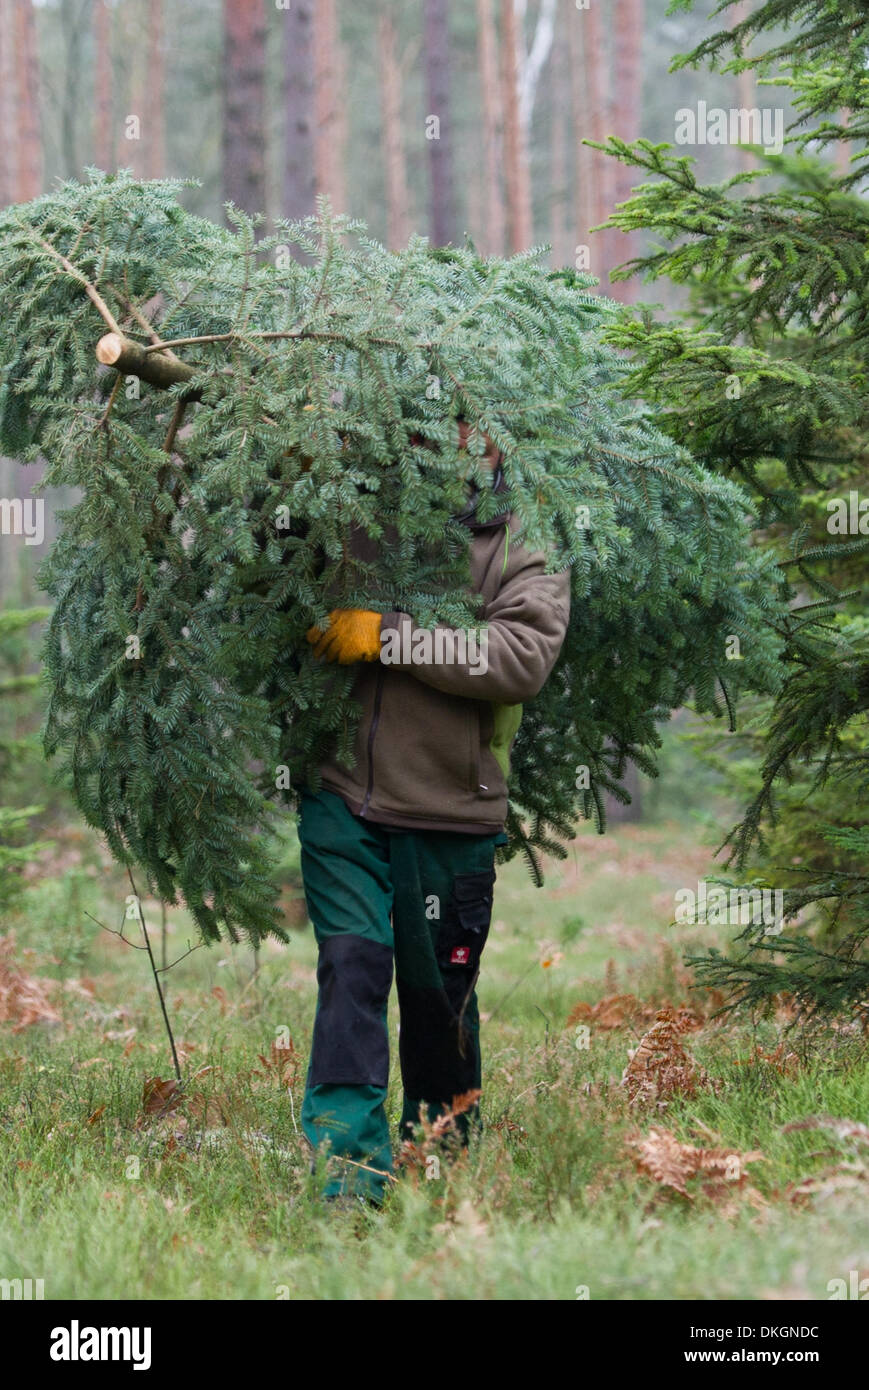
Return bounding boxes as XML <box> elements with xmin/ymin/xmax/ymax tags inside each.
<box><xmin>2</xmin><ymin>181</ymin><xmax>784</xmax><ymax>1209</ymax></box>
<box><xmin>299</xmin><ymin>423</ymin><xmax>571</xmax><ymax>1207</ymax></box>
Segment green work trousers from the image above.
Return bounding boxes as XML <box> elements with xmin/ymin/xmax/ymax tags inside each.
<box><xmin>298</xmin><ymin>788</ymin><xmax>502</xmax><ymax>1203</ymax></box>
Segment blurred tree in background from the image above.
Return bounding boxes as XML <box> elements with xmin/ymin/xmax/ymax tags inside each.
<box><xmin>595</xmin><ymin>0</ymin><xmax>869</xmax><ymax>1020</ymax></box>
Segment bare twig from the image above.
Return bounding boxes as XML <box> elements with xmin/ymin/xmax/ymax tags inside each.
<box><xmin>162</xmin><ymin>399</ymin><xmax>187</xmax><ymax>456</ymax></box>
<box><xmin>155</xmin><ymin>941</ymin><xmax>202</xmax><ymax>974</ymax></box>
<box><xmin>127</xmin><ymin>868</ymin><xmax>183</xmax><ymax>1082</ymax></box>
<box><xmin>86</xmin><ymin>909</ymin><xmax>147</xmax><ymax>951</ymax></box>
<box><xmin>96</xmin><ymin>373</ymin><xmax>122</xmax><ymax>430</ymax></box>
<box><xmin>35</xmin><ymin>233</ymin><xmax>123</xmax><ymax>335</ymax></box>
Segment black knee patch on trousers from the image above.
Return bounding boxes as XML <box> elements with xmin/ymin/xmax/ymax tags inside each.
<box><xmin>309</xmin><ymin>934</ymin><xmax>394</xmax><ymax>1087</ymax></box>
<box><xmin>397</xmin><ymin>984</ymin><xmax>478</xmax><ymax>1103</ymax></box>
<box><xmin>398</xmin><ymin>868</ymin><xmax>496</xmax><ymax>1103</ymax></box>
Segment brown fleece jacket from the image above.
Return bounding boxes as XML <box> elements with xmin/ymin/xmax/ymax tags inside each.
<box><xmin>315</xmin><ymin>486</ymin><xmax>571</xmax><ymax>834</ymax></box>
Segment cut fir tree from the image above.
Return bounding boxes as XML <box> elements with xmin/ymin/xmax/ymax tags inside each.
<box><xmin>0</xmin><ymin>173</ymin><xmax>785</xmax><ymax>944</ymax></box>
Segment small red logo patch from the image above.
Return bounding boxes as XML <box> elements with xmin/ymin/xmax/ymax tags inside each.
<box><xmin>450</xmin><ymin>946</ymin><xmax>470</xmax><ymax>964</ymax></box>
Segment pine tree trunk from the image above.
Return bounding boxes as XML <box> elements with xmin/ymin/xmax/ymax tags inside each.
<box><xmin>729</xmin><ymin>0</ymin><xmax>756</xmax><ymax>176</ymax></box>
<box><xmin>378</xmin><ymin>11</ymin><xmax>410</xmax><ymax>249</ymax></box>
<box><xmin>608</xmin><ymin>0</ymin><xmax>644</xmax><ymax>303</ymax></box>
<box><xmin>93</xmin><ymin>0</ymin><xmax>113</xmax><ymax>172</ymax></box>
<box><xmin>570</xmin><ymin>0</ymin><xmax>611</xmax><ymax>279</ymax></box>
<box><xmin>500</xmin><ymin>0</ymin><xmax>532</xmax><ymax>252</ymax></box>
<box><xmin>313</xmin><ymin>0</ymin><xmax>346</xmax><ymax>212</ymax></box>
<box><xmin>122</xmin><ymin>0</ymin><xmax>147</xmax><ymax>178</ymax></box>
<box><xmin>604</xmin><ymin>762</ymin><xmax>644</xmax><ymax>824</ymax></box>
<box><xmin>565</xmin><ymin>7</ymin><xmax>586</xmax><ymax>272</ymax></box>
<box><xmin>145</xmin><ymin>0</ymin><xmax>165</xmax><ymax>178</ymax></box>
<box><xmin>59</xmin><ymin>0</ymin><xmax>87</xmax><ymax>178</ymax></box>
<box><xmin>0</xmin><ymin>0</ymin><xmax>19</xmax><ymax>205</ymax></box>
<box><xmin>14</xmin><ymin>0</ymin><xmax>41</xmax><ymax>202</ymax></box>
<box><xmin>222</xmin><ymin>0</ymin><xmax>267</xmax><ymax>216</ymax></box>
<box><xmin>423</xmin><ymin>0</ymin><xmax>456</xmax><ymax>246</ymax></box>
<box><xmin>283</xmin><ymin>0</ymin><xmax>315</xmax><ymax>225</ymax></box>
<box><xmin>476</xmin><ymin>0</ymin><xmax>505</xmax><ymax>256</ymax></box>
<box><xmin>549</xmin><ymin>18</ymin><xmax>568</xmax><ymax>268</ymax></box>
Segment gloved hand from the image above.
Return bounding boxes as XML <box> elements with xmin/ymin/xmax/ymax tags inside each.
<box><xmin>306</xmin><ymin>609</ymin><xmax>383</xmax><ymax>664</ymax></box>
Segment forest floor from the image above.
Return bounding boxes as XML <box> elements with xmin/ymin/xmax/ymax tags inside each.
<box><xmin>0</xmin><ymin>816</ymin><xmax>867</xmax><ymax>1301</ymax></box>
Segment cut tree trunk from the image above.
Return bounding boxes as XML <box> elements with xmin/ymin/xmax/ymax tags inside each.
<box><xmin>96</xmin><ymin>332</ymin><xmax>199</xmax><ymax>396</ymax></box>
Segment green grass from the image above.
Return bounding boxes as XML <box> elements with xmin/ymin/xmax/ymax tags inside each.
<box><xmin>0</xmin><ymin>819</ymin><xmax>867</xmax><ymax>1300</ymax></box>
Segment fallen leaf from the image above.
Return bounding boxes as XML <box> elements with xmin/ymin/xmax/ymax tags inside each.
<box><xmin>142</xmin><ymin>1076</ymin><xmax>183</xmax><ymax>1116</ymax></box>
<box><xmin>783</xmin><ymin>1115</ymin><xmax>869</xmax><ymax>1147</ymax></box>
<box><xmin>0</xmin><ymin>933</ymin><xmax>62</xmax><ymax>1031</ymax></box>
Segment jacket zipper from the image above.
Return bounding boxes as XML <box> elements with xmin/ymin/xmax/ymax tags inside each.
<box><xmin>359</xmin><ymin>665</ymin><xmax>384</xmax><ymax>817</ymax></box>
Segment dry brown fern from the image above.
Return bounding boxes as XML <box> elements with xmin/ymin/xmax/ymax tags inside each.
<box><xmin>631</xmin><ymin>1127</ymin><xmax>765</xmax><ymax>1204</ymax></box>
<box><xmin>621</xmin><ymin>1007</ymin><xmax>721</xmax><ymax>1107</ymax></box>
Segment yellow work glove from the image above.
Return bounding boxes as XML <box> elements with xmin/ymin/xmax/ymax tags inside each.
<box><xmin>306</xmin><ymin>609</ymin><xmax>383</xmax><ymax>664</ymax></box>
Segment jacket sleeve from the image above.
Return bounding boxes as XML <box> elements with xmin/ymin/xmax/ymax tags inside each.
<box><xmin>380</xmin><ymin>547</ymin><xmax>571</xmax><ymax>704</ymax></box>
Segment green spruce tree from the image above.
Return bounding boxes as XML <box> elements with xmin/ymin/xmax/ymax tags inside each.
<box><xmin>589</xmin><ymin>0</ymin><xmax>869</xmax><ymax>1020</ymax></box>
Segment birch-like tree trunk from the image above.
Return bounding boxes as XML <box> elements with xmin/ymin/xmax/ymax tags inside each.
<box><xmin>515</xmin><ymin>0</ymin><xmax>556</xmax><ymax>134</ymax></box>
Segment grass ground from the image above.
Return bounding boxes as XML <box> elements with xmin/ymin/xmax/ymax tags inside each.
<box><xmin>0</xmin><ymin>816</ymin><xmax>867</xmax><ymax>1301</ymax></box>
